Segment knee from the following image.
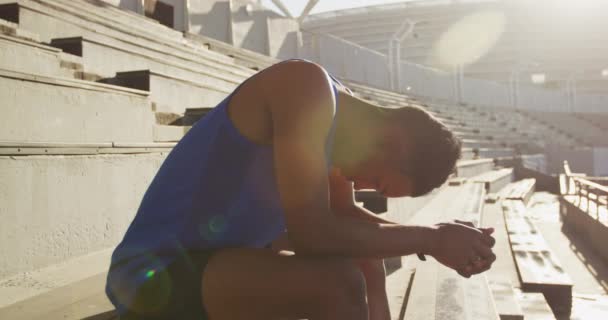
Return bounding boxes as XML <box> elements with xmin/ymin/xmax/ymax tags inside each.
<box><xmin>318</xmin><ymin>259</ymin><xmax>368</xmax><ymax>317</ymax></box>
<box><xmin>358</xmin><ymin>259</ymin><xmax>387</xmax><ymax>289</ymax></box>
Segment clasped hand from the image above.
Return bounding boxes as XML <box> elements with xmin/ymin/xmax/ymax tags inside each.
<box><xmin>430</xmin><ymin>220</ymin><xmax>496</xmax><ymax>278</ymax></box>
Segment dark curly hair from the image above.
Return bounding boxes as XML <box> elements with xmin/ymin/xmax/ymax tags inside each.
<box><xmin>388</xmin><ymin>105</ymin><xmax>462</xmax><ymax>197</ymax></box>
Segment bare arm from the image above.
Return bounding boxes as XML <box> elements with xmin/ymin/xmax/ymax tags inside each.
<box><xmin>255</xmin><ymin>61</ymin><xmax>494</xmax><ymax>276</ymax></box>
<box><xmin>259</xmin><ymin>60</ymin><xmax>435</xmax><ymax>258</ymax></box>
<box><xmin>328</xmin><ymin>167</ymin><xmax>397</xmax><ymax>225</ymax></box>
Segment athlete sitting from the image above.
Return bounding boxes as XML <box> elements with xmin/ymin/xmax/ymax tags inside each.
<box><xmin>106</xmin><ymin>59</ymin><xmax>496</xmax><ymax>320</ymax></box>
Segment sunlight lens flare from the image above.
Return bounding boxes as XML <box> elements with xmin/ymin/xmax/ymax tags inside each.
<box><xmin>431</xmin><ymin>10</ymin><xmax>506</xmax><ymax>69</ymax></box>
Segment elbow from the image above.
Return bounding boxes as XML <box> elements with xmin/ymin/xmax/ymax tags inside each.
<box><xmin>287</xmin><ymin>221</ymin><xmax>334</xmax><ymax>256</ymax></box>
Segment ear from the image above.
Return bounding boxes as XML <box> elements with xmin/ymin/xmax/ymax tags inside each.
<box><xmin>379</xmin><ymin>124</ymin><xmax>410</xmax><ymax>163</ymax></box>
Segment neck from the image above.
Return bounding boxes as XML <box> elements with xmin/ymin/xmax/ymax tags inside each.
<box><xmin>331</xmin><ymin>91</ymin><xmax>388</xmax><ymax>172</ymax></box>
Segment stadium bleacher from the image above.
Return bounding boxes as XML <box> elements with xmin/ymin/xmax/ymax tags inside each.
<box><xmin>2</xmin><ymin>1</ymin><xmax>607</xmax><ymax>320</ymax></box>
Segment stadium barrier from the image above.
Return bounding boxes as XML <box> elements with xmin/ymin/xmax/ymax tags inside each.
<box><xmin>560</xmin><ymin>161</ymin><xmax>608</xmax><ymax>265</ymax></box>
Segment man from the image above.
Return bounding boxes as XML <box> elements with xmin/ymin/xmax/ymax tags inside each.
<box><xmin>106</xmin><ymin>60</ymin><xmax>496</xmax><ymax>320</ymax></box>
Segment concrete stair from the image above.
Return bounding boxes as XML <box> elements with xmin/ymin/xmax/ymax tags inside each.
<box><xmin>472</xmin><ymin>168</ymin><xmax>514</xmax><ymax>193</ymax></box>
<box><xmin>400</xmin><ymin>182</ymin><xmax>501</xmax><ymax>320</ymax></box>
<box><xmin>36</xmin><ymin>0</ymin><xmax>241</xmax><ymax>69</ymax></box>
<box><xmin>502</xmin><ymin>199</ymin><xmax>573</xmax><ymax>318</ymax></box>
<box><xmin>462</xmin><ymin>138</ymin><xmax>505</xmax><ymax>149</ymax></box>
<box><xmin>98</xmin><ymin>69</ymin><xmax>231</xmax><ymax>114</ymax></box>
<box><xmin>185</xmin><ymin>32</ymin><xmax>277</xmax><ymax>71</ymax></box>
<box><xmin>49</xmin><ymin>36</ymin><xmax>247</xmax><ymax>86</ymax></box>
<box><xmin>0</xmin><ymin>32</ymin><xmax>66</xmax><ymax>76</ymax></box>
<box><xmin>456</xmin><ymin>159</ymin><xmax>495</xmax><ymax>178</ymax></box>
<box><xmin>0</xmin><ymin>1</ymin><xmax>256</xmax><ymax>79</ymax></box>
<box><xmin>0</xmin><ymin>68</ymin><xmax>154</xmax><ymax>143</ymax></box>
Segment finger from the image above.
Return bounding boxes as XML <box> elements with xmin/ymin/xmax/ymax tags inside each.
<box><xmin>474</xmin><ymin>243</ymin><xmax>497</xmax><ymax>263</ymax></box>
<box><xmin>455</xmin><ymin>220</ymin><xmax>475</xmax><ymax>228</ymax></box>
<box><xmin>480</xmin><ymin>233</ymin><xmax>496</xmax><ymax>248</ymax></box>
<box><xmin>480</xmin><ymin>227</ymin><xmax>495</xmax><ymax>235</ymax></box>
<box><xmin>458</xmin><ymin>267</ymin><xmax>473</xmax><ymax>278</ymax></box>
<box><xmin>470</xmin><ymin>260</ymin><xmax>493</xmax><ymax>275</ymax></box>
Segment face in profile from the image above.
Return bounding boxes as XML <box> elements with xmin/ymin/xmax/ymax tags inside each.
<box><xmin>340</xmin><ymin>151</ymin><xmax>414</xmax><ymax>198</ymax></box>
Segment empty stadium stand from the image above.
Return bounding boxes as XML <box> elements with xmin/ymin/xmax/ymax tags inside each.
<box><xmin>3</xmin><ymin>1</ymin><xmax>607</xmax><ymax>320</ymax></box>
<box><xmin>525</xmin><ymin>111</ymin><xmax>608</xmax><ymax>147</ymax></box>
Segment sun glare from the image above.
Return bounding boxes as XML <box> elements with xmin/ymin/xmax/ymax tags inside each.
<box><xmin>431</xmin><ymin>10</ymin><xmax>506</xmax><ymax>69</ymax></box>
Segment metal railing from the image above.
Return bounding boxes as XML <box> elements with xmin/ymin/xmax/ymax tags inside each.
<box><xmin>562</xmin><ymin>161</ymin><xmax>608</xmax><ymax>224</ymax></box>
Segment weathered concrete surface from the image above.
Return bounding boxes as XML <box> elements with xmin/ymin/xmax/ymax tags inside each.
<box><xmin>0</xmin><ymin>33</ymin><xmax>64</xmax><ymax>76</ymax></box>
<box><xmin>516</xmin><ymin>291</ymin><xmax>555</xmax><ymax>320</ymax></box>
<box><xmin>0</xmin><ymin>69</ymin><xmax>154</xmax><ymax>143</ymax></box>
<box><xmin>402</xmin><ymin>182</ymin><xmax>500</xmax><ymax>320</ymax></box>
<box><xmin>188</xmin><ymin>0</ymin><xmax>232</xmax><ymax>44</ymax></box>
<box><xmin>503</xmin><ymin>200</ymin><xmax>573</xmax><ymax>317</ymax></box>
<box><xmin>101</xmin><ymin>69</ymin><xmax>231</xmax><ymax>114</ymax></box>
<box><xmin>0</xmin><ymin>252</ymin><xmax>115</xmax><ymax>319</ymax></box>
<box><xmin>483</xmin><ymin>201</ymin><xmax>524</xmax><ymax>320</ymax></box>
<box><xmin>531</xmin><ymin>193</ymin><xmax>608</xmax><ymax>295</ymax></box>
<box><xmin>0</xmin><ymin>153</ymin><xmax>167</xmax><ymax>280</ymax></box>
<box><xmin>473</xmin><ymin>168</ymin><xmax>514</xmax><ymax>193</ymax></box>
<box><xmin>561</xmin><ymin>195</ymin><xmax>608</xmax><ymax>265</ymax></box>
<box><xmin>49</xmin><ymin>36</ymin><xmax>247</xmax><ymax>86</ymax></box>
<box><xmin>0</xmin><ymin>248</ymin><xmax>111</xmax><ymax>309</ymax></box>
<box><xmin>6</xmin><ymin>0</ymin><xmax>245</xmax><ymax>76</ymax></box>
<box><xmin>456</xmin><ymin>159</ymin><xmax>495</xmax><ymax>178</ymax></box>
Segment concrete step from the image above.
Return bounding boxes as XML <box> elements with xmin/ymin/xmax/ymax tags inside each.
<box><xmin>403</xmin><ymin>182</ymin><xmax>500</xmax><ymax>320</ymax></box>
<box><xmin>456</xmin><ymin>158</ymin><xmax>495</xmax><ymax>178</ymax></box>
<box><xmin>40</xmin><ymin>0</ymin><xmax>243</xmax><ymax>70</ymax></box>
<box><xmin>0</xmin><ymin>247</ymin><xmax>116</xmax><ymax>320</ymax></box>
<box><xmin>500</xmin><ymin>179</ymin><xmax>536</xmax><ymax>205</ymax></box>
<box><xmin>0</xmin><ymin>141</ymin><xmax>175</xmax><ymax>156</ymax></box>
<box><xmin>461</xmin><ymin>147</ymin><xmax>475</xmax><ymax>160</ymax></box>
<box><xmin>57</xmin><ymin>0</ymin><xmax>183</xmax><ymax>43</ymax></box>
<box><xmin>0</xmin><ymin>68</ymin><xmax>154</xmax><ymax>143</ymax></box>
<box><xmin>0</xmin><ymin>32</ymin><xmax>65</xmax><ymax>76</ymax></box>
<box><xmin>153</xmin><ymin>124</ymin><xmax>190</xmax><ymax>143</ymax></box>
<box><xmin>0</xmin><ymin>13</ymin><xmax>39</xmax><ymax>41</ymax></box>
<box><xmin>98</xmin><ymin>69</ymin><xmax>231</xmax><ymax>114</ymax></box>
<box><xmin>186</xmin><ymin>32</ymin><xmax>277</xmax><ymax>71</ymax></box>
<box><xmin>1</xmin><ymin>1</ymin><xmax>256</xmax><ymax>79</ymax></box>
<box><xmin>50</xmin><ymin>36</ymin><xmax>247</xmax><ymax>87</ymax></box>
<box><xmin>462</xmin><ymin>138</ymin><xmax>504</xmax><ymax>149</ymax></box>
<box><xmin>482</xmin><ymin>199</ymin><xmax>526</xmax><ymax>320</ymax></box>
<box><xmin>516</xmin><ymin>291</ymin><xmax>556</xmax><ymax>320</ymax></box>
<box><xmin>502</xmin><ymin>200</ymin><xmax>573</xmax><ymax>318</ymax></box>
<box><xmin>478</xmin><ymin>148</ymin><xmax>515</xmax><ymax>159</ymax></box>
<box><xmin>472</xmin><ymin>168</ymin><xmax>514</xmax><ymax>193</ymax></box>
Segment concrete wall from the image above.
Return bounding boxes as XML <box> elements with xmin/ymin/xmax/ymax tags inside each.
<box><xmin>266</xmin><ymin>18</ymin><xmax>299</xmax><ymax>59</ymax></box>
<box><xmin>0</xmin><ymin>74</ymin><xmax>155</xmax><ymax>143</ymax></box>
<box><xmin>231</xmin><ymin>0</ymin><xmax>268</xmax><ymax>55</ymax></box>
<box><xmin>188</xmin><ymin>0</ymin><xmax>232</xmax><ymax>43</ymax></box>
<box><xmin>99</xmin><ymin>0</ymin><xmax>139</xmax><ymax>13</ymax></box>
<box><xmin>593</xmin><ymin>148</ymin><xmax>608</xmax><ymax>176</ymax></box>
<box><xmin>159</xmin><ymin>0</ymin><xmax>186</xmax><ymax>31</ymax></box>
<box><xmin>99</xmin><ymin>0</ymin><xmax>186</xmax><ymax>31</ymax></box>
<box><xmin>561</xmin><ymin>199</ymin><xmax>608</xmax><ymax>265</ymax></box>
<box><xmin>0</xmin><ymin>153</ymin><xmax>167</xmax><ymax>280</ymax></box>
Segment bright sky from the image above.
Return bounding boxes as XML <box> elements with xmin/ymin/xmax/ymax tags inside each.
<box><xmin>261</xmin><ymin>0</ymin><xmax>416</xmax><ymax>16</ymax></box>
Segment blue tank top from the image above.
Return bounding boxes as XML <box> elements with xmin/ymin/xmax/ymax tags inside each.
<box><xmin>106</xmin><ymin>66</ymin><xmax>341</xmax><ymax>313</ymax></box>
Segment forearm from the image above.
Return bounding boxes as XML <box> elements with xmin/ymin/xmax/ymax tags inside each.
<box><xmin>335</xmin><ymin>203</ymin><xmax>397</xmax><ymax>225</ymax></box>
<box><xmin>290</xmin><ymin>214</ymin><xmax>436</xmax><ymax>259</ymax></box>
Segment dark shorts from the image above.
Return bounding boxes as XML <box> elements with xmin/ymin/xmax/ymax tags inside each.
<box><xmin>117</xmin><ymin>250</ymin><xmax>217</xmax><ymax>320</ymax></box>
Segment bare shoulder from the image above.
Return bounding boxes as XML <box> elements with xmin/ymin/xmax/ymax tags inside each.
<box><xmin>228</xmin><ymin>60</ymin><xmax>337</xmax><ymax>144</ymax></box>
